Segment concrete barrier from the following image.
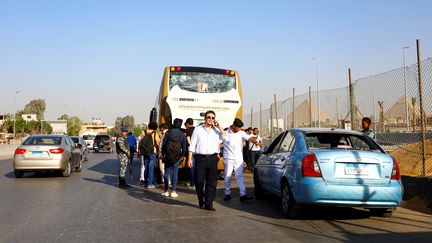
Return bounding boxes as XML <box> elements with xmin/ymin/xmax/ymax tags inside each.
<box><xmin>0</xmin><ymin>144</ymin><xmax>18</xmax><ymax>160</ymax></box>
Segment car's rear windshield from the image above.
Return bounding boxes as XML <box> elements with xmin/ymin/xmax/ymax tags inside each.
<box><xmin>303</xmin><ymin>132</ymin><xmax>382</xmax><ymax>152</ymax></box>
<box><xmin>71</xmin><ymin>137</ymin><xmax>79</xmax><ymax>143</ymax></box>
<box><xmin>23</xmin><ymin>136</ymin><xmax>62</xmax><ymax>146</ymax></box>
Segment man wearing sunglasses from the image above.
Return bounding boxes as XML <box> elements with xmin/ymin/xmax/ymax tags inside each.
<box><xmin>187</xmin><ymin>110</ymin><xmax>226</xmax><ymax>211</ymax></box>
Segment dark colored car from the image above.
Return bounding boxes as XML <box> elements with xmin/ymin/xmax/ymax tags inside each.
<box><xmin>93</xmin><ymin>135</ymin><xmax>114</xmax><ymax>153</ymax></box>
<box><xmin>71</xmin><ymin>136</ymin><xmax>89</xmax><ymax>161</ymax></box>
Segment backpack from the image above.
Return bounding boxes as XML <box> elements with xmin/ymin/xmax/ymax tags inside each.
<box><xmin>140</xmin><ymin>130</ymin><xmax>156</xmax><ymax>158</ymax></box>
<box><xmin>163</xmin><ymin>129</ymin><xmax>183</xmax><ymax>164</ymax></box>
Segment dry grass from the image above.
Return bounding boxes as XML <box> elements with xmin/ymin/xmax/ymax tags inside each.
<box><xmin>390</xmin><ymin>140</ymin><xmax>432</xmax><ymax>177</ymax></box>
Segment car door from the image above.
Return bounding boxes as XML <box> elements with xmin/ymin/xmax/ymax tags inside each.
<box><xmin>67</xmin><ymin>137</ymin><xmax>80</xmax><ymax>168</ymax></box>
<box><xmin>269</xmin><ymin>131</ymin><xmax>295</xmax><ymax>194</ymax></box>
<box><xmin>257</xmin><ymin>132</ymin><xmax>286</xmax><ymax>190</ymax></box>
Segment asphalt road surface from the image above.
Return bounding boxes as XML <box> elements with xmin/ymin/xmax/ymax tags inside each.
<box><xmin>1</xmin><ymin>152</ymin><xmax>431</xmax><ymax>242</ymax></box>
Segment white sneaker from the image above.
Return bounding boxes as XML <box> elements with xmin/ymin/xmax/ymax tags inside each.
<box><xmin>170</xmin><ymin>191</ymin><xmax>179</xmax><ymax>198</ymax></box>
<box><xmin>161</xmin><ymin>191</ymin><xmax>170</xmax><ymax>197</ymax></box>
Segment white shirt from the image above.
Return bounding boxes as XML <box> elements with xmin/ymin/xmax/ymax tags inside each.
<box><xmin>222</xmin><ymin>129</ymin><xmax>253</xmax><ymax>161</ymax></box>
<box><xmin>249</xmin><ymin>134</ymin><xmax>262</xmax><ymax>151</ymax></box>
<box><xmin>189</xmin><ymin>124</ymin><xmax>223</xmax><ymax>155</ymax></box>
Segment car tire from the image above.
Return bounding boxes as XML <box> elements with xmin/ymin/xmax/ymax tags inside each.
<box><xmin>75</xmin><ymin>157</ymin><xmax>83</xmax><ymax>172</ymax></box>
<box><xmin>14</xmin><ymin>171</ymin><xmax>23</xmax><ymax>178</ymax></box>
<box><xmin>281</xmin><ymin>181</ymin><xmax>300</xmax><ymax>219</ymax></box>
<box><xmin>370</xmin><ymin>208</ymin><xmax>393</xmax><ymax>218</ymax></box>
<box><xmin>62</xmin><ymin>160</ymin><xmax>71</xmax><ymax>177</ymax></box>
<box><xmin>253</xmin><ymin>171</ymin><xmax>264</xmax><ymax>198</ymax></box>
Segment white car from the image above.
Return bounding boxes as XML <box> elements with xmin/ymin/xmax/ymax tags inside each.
<box><xmin>82</xmin><ymin>132</ymin><xmax>98</xmax><ymax>151</ymax></box>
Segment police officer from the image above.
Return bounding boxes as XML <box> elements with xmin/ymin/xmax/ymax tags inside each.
<box><xmin>117</xmin><ymin>127</ymin><xmax>131</xmax><ymax>188</ymax></box>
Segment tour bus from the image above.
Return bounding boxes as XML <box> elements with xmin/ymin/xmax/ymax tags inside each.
<box><xmin>157</xmin><ymin>66</ymin><xmax>243</xmax><ymax>170</ymax></box>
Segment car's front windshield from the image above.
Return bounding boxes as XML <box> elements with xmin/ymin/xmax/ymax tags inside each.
<box><xmin>169</xmin><ymin>72</ymin><xmax>236</xmax><ymax>93</ymax></box>
<box><xmin>304</xmin><ymin>132</ymin><xmax>382</xmax><ymax>152</ymax></box>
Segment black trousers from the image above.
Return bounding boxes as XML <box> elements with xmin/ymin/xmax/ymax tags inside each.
<box><xmin>194</xmin><ymin>154</ymin><xmax>218</xmax><ymax>206</ymax></box>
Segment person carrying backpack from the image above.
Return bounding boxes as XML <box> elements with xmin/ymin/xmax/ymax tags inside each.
<box><xmin>138</xmin><ymin>121</ymin><xmax>160</xmax><ymax>189</ymax></box>
<box><xmin>160</xmin><ymin>118</ymin><xmax>187</xmax><ymax>198</ymax></box>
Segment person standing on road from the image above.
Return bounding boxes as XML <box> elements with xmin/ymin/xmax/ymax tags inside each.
<box><xmin>127</xmin><ymin>132</ymin><xmax>137</xmax><ymax>164</ymax></box>
<box><xmin>361</xmin><ymin>117</ymin><xmax>376</xmax><ymax>140</ymax></box>
<box><xmin>157</xmin><ymin>123</ymin><xmax>169</xmax><ymax>186</ymax></box>
<box><xmin>243</xmin><ymin>127</ymin><xmax>253</xmax><ymax>171</ymax></box>
<box><xmin>222</xmin><ymin>118</ymin><xmax>256</xmax><ymax>202</ymax></box>
<box><xmin>160</xmin><ymin>118</ymin><xmax>187</xmax><ymax>198</ymax></box>
<box><xmin>249</xmin><ymin>127</ymin><xmax>263</xmax><ymax>169</ymax></box>
<box><xmin>140</xmin><ymin>121</ymin><xmax>160</xmax><ymax>189</ymax></box>
<box><xmin>184</xmin><ymin>118</ymin><xmax>196</xmax><ymax>189</ymax></box>
<box><xmin>187</xmin><ymin>110</ymin><xmax>226</xmax><ymax>211</ymax></box>
<box><xmin>116</xmin><ymin>127</ymin><xmax>131</xmax><ymax>189</ymax></box>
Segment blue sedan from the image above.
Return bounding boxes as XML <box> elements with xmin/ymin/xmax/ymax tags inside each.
<box><xmin>254</xmin><ymin>128</ymin><xmax>403</xmax><ymax>218</ymax></box>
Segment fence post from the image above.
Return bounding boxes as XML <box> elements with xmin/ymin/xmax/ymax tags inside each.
<box><xmin>260</xmin><ymin>102</ymin><xmax>262</xmax><ymax>136</ymax></box>
<box><xmin>274</xmin><ymin>94</ymin><xmax>279</xmax><ymax>132</ymax></box>
<box><xmin>292</xmin><ymin>88</ymin><xmax>295</xmax><ymax>128</ymax></box>
<box><xmin>349</xmin><ymin>68</ymin><xmax>356</xmax><ymax>130</ymax></box>
<box><xmin>309</xmin><ymin>86</ymin><xmax>312</xmax><ymax>127</ymax></box>
<box><xmin>250</xmin><ymin>107</ymin><xmax>253</xmax><ymax>128</ymax></box>
<box><xmin>270</xmin><ymin>103</ymin><xmax>273</xmax><ymax>139</ymax></box>
<box><xmin>416</xmin><ymin>39</ymin><xmax>427</xmax><ymax>177</ymax></box>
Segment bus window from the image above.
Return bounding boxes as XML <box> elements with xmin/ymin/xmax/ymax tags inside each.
<box><xmin>169</xmin><ymin>72</ymin><xmax>236</xmax><ymax>93</ymax></box>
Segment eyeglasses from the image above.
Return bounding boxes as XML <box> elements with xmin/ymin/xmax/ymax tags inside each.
<box><xmin>206</xmin><ymin>116</ymin><xmax>215</xmax><ymax>120</ymax></box>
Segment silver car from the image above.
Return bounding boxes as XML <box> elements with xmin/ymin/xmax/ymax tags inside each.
<box><xmin>13</xmin><ymin>134</ymin><xmax>82</xmax><ymax>178</ymax></box>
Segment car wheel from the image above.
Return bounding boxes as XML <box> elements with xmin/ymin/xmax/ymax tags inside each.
<box><xmin>281</xmin><ymin>181</ymin><xmax>300</xmax><ymax>218</ymax></box>
<box><xmin>75</xmin><ymin>157</ymin><xmax>83</xmax><ymax>172</ymax></box>
<box><xmin>62</xmin><ymin>160</ymin><xmax>71</xmax><ymax>177</ymax></box>
<box><xmin>14</xmin><ymin>171</ymin><xmax>24</xmax><ymax>178</ymax></box>
<box><xmin>253</xmin><ymin>171</ymin><xmax>264</xmax><ymax>198</ymax></box>
<box><xmin>370</xmin><ymin>208</ymin><xmax>393</xmax><ymax>218</ymax></box>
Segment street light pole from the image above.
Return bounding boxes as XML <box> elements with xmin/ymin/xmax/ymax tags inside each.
<box><xmin>313</xmin><ymin>58</ymin><xmax>320</xmax><ymax>127</ymax></box>
<box><xmin>13</xmin><ymin>91</ymin><xmax>20</xmax><ymax>139</ymax></box>
<box><xmin>403</xmin><ymin>46</ymin><xmax>409</xmax><ymax>130</ymax></box>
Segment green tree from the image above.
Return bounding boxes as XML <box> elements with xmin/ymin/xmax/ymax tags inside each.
<box><xmin>58</xmin><ymin>114</ymin><xmax>69</xmax><ymax>120</ymax></box>
<box><xmin>21</xmin><ymin>99</ymin><xmax>46</xmax><ymax>120</ymax></box>
<box><xmin>67</xmin><ymin>116</ymin><xmax>81</xmax><ymax>136</ymax></box>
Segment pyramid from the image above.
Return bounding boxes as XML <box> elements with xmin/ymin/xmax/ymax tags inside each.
<box><xmin>384</xmin><ymin>96</ymin><xmax>421</xmax><ymax>122</ymax></box>
<box><xmin>286</xmin><ymin>99</ymin><xmax>332</xmax><ymax>126</ymax></box>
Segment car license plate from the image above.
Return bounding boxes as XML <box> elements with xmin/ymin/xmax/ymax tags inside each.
<box><xmin>31</xmin><ymin>151</ymin><xmax>43</xmax><ymax>157</ymax></box>
<box><xmin>345</xmin><ymin>164</ymin><xmax>369</xmax><ymax>175</ymax></box>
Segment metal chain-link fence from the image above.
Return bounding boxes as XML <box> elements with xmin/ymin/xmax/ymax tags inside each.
<box><xmin>245</xmin><ymin>58</ymin><xmax>432</xmax><ymax>177</ymax></box>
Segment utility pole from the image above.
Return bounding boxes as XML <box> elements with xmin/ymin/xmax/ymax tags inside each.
<box><xmin>403</xmin><ymin>46</ymin><xmax>410</xmax><ymax>130</ymax></box>
<box><xmin>349</xmin><ymin>68</ymin><xmax>356</xmax><ymax>130</ymax></box>
<box><xmin>292</xmin><ymin>88</ymin><xmax>295</xmax><ymax>128</ymax></box>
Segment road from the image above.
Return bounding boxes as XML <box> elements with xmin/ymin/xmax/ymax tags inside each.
<box><xmin>0</xmin><ymin>152</ymin><xmax>431</xmax><ymax>242</ymax></box>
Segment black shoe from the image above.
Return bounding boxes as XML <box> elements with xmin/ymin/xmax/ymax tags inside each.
<box><xmin>118</xmin><ymin>177</ymin><xmax>131</xmax><ymax>189</ymax></box>
<box><xmin>204</xmin><ymin>202</ymin><xmax>215</xmax><ymax>211</ymax></box>
<box><xmin>199</xmin><ymin>201</ymin><xmax>205</xmax><ymax>208</ymax></box>
<box><xmin>240</xmin><ymin>195</ymin><xmax>253</xmax><ymax>202</ymax></box>
<box><xmin>224</xmin><ymin>195</ymin><xmax>231</xmax><ymax>201</ymax></box>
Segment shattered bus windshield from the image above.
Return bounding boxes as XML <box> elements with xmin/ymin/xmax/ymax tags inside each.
<box><xmin>169</xmin><ymin>72</ymin><xmax>236</xmax><ymax>93</ymax></box>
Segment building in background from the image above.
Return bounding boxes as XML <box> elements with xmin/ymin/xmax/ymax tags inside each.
<box><xmin>47</xmin><ymin>120</ymin><xmax>67</xmax><ymax>134</ymax></box>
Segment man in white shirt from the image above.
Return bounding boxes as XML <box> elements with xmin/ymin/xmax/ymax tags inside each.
<box><xmin>187</xmin><ymin>110</ymin><xmax>226</xmax><ymax>211</ymax></box>
<box><xmin>222</xmin><ymin>118</ymin><xmax>257</xmax><ymax>202</ymax></box>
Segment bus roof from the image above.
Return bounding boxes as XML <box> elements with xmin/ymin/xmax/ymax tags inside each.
<box><xmin>167</xmin><ymin>66</ymin><xmax>237</xmax><ymax>74</ymax></box>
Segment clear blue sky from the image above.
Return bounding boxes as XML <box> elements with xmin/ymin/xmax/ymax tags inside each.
<box><xmin>1</xmin><ymin>0</ymin><xmax>431</xmax><ymax>124</ymax></box>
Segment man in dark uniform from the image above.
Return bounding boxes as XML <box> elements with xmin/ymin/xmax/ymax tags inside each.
<box><xmin>116</xmin><ymin>127</ymin><xmax>131</xmax><ymax>188</ymax></box>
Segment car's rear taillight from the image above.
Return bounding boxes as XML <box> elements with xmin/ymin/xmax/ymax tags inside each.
<box><xmin>49</xmin><ymin>148</ymin><xmax>64</xmax><ymax>154</ymax></box>
<box><xmin>391</xmin><ymin>157</ymin><xmax>401</xmax><ymax>180</ymax></box>
<box><xmin>15</xmin><ymin>148</ymin><xmax>26</xmax><ymax>155</ymax></box>
<box><xmin>302</xmin><ymin>153</ymin><xmax>322</xmax><ymax>177</ymax></box>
